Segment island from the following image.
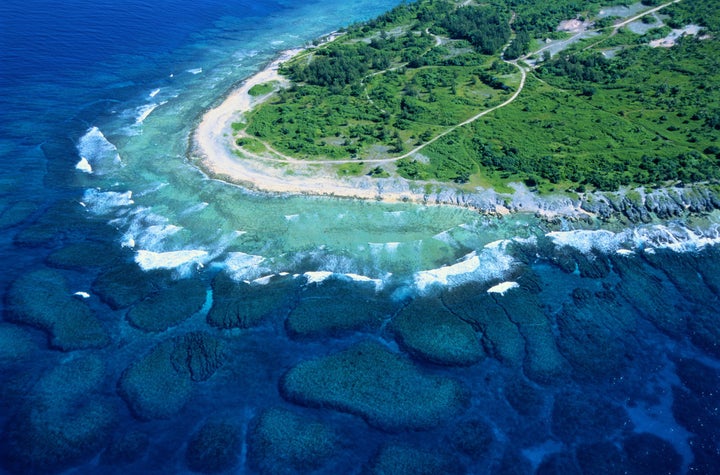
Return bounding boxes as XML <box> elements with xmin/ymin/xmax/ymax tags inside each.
<box><xmin>193</xmin><ymin>0</ymin><xmax>720</xmax><ymax>222</ymax></box>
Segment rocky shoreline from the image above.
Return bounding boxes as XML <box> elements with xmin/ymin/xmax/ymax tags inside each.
<box><xmin>377</xmin><ymin>177</ymin><xmax>720</xmax><ymax>224</ymax></box>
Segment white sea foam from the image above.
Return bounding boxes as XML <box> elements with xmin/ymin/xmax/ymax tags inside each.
<box><xmin>252</xmin><ymin>275</ymin><xmax>275</xmax><ymax>285</ymax></box>
<box><xmin>546</xmin><ymin>229</ymin><xmax>620</xmax><ymax>254</ymax></box>
<box><xmin>76</xmin><ymin>126</ymin><xmax>121</xmax><ymax>175</ymax></box>
<box><xmin>75</xmin><ymin>157</ymin><xmax>93</xmax><ymax>173</ymax></box>
<box><xmin>432</xmin><ymin>230</ymin><xmax>455</xmax><ymax>245</ymax></box>
<box><xmin>548</xmin><ymin>223</ymin><xmax>720</xmax><ymax>255</ymax></box>
<box><xmin>73</xmin><ymin>291</ymin><xmax>91</xmax><ymax>299</ymax></box>
<box><xmin>187</xmin><ymin>68</ymin><xmax>203</xmax><ymax>75</ymax></box>
<box><xmin>285</xmin><ymin>214</ymin><xmax>299</xmax><ymax>221</ymax></box>
<box><xmin>414</xmin><ymin>240</ymin><xmax>516</xmax><ymax>293</ymax></box>
<box><xmin>224</xmin><ymin>252</ymin><xmax>267</xmax><ymax>281</ymax></box>
<box><xmin>82</xmin><ymin>189</ymin><xmax>134</xmax><ymax>215</ymax></box>
<box><xmin>112</xmin><ymin>207</ymin><xmax>183</xmax><ymax>250</ymax></box>
<box><xmin>135</xmin><ymin>249</ymin><xmax>208</xmax><ymax>270</ymax></box>
<box><xmin>149</xmin><ymin>88</ymin><xmax>160</xmax><ymax>98</ymax></box>
<box><xmin>345</xmin><ymin>273</ymin><xmax>384</xmax><ymax>289</ymax></box>
<box><xmin>135</xmin><ymin>103</ymin><xmax>161</xmax><ymax>124</ymax></box>
<box><xmin>369</xmin><ymin>242</ymin><xmax>400</xmax><ymax>253</ymax></box>
<box><xmin>304</xmin><ymin>271</ymin><xmax>333</xmax><ymax>284</ymax></box>
<box><xmin>180</xmin><ymin>202</ymin><xmax>209</xmax><ymax>216</ymax></box>
<box><xmin>121</xmin><ymin>235</ymin><xmax>136</xmax><ymax>248</ymax></box>
<box><xmin>487</xmin><ymin>281</ymin><xmax>519</xmax><ymax>295</ymax></box>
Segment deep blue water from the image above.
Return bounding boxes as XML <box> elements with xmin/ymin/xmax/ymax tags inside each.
<box><xmin>1</xmin><ymin>0</ymin><xmax>720</xmax><ymax>474</ymax></box>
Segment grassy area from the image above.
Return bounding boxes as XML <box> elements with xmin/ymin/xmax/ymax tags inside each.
<box><xmin>248</xmin><ymin>81</ymin><xmax>278</xmax><ymax>97</ymax></box>
<box><xmin>235</xmin><ymin>137</ymin><xmax>267</xmax><ymax>154</ymax></box>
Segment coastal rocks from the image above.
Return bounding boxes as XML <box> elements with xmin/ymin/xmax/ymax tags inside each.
<box><xmin>581</xmin><ymin>184</ymin><xmax>720</xmax><ymax>223</ymax></box>
<box><xmin>248</xmin><ymin>408</ymin><xmax>339</xmax><ymax>475</ymax></box>
<box><xmin>679</xmin><ymin>184</ymin><xmax>720</xmax><ymax>214</ymax></box>
<box><xmin>5</xmin><ymin>268</ymin><xmax>110</xmax><ymax>351</ymax></box>
<box><xmin>610</xmin><ymin>191</ymin><xmax>653</xmax><ymax>223</ymax></box>
<box><xmin>93</xmin><ymin>263</ymin><xmax>170</xmax><ymax>310</ymax></box>
<box><xmin>287</xmin><ymin>277</ymin><xmax>396</xmax><ymax>339</ymax></box>
<box><xmin>365</xmin><ymin>444</ymin><xmax>464</xmax><ymax>475</ymax></box>
<box><xmin>127</xmin><ymin>278</ymin><xmax>207</xmax><ymax>332</ymax></box>
<box><xmin>551</xmin><ymin>391</ymin><xmax>632</xmax><ymax>444</ymax></box>
<box><xmin>557</xmin><ymin>291</ymin><xmax>636</xmax><ymax>379</ymax></box>
<box><xmin>580</xmin><ymin>193</ymin><xmax>614</xmax><ymax>219</ymax></box>
<box><xmin>644</xmin><ymin>190</ymin><xmax>685</xmax><ymax>219</ymax></box>
<box><xmin>392</xmin><ymin>298</ymin><xmax>484</xmax><ymax>366</ymax></box>
<box><xmin>279</xmin><ymin>340</ymin><xmax>469</xmax><ymax>432</ymax></box>
<box><xmin>186</xmin><ymin>421</ymin><xmax>241</xmax><ymax>474</ymax></box>
<box><xmin>0</xmin><ymin>356</ymin><xmax>117</xmax><ymax>474</ymax></box>
<box><xmin>117</xmin><ymin>332</ymin><xmax>224</xmax><ymax>420</ymax></box>
<box><xmin>207</xmin><ymin>272</ymin><xmax>298</xmax><ymax>329</ymax></box>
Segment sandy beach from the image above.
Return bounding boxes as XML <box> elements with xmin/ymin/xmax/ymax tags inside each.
<box><xmin>190</xmin><ymin>44</ymin><xmax>591</xmax><ymax>218</ymax></box>
<box><xmin>191</xmin><ymin>43</ymin><xmax>440</xmax><ymax>205</ymax></box>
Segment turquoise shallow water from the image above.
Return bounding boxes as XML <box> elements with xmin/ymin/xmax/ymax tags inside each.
<box><xmin>1</xmin><ymin>0</ymin><xmax>720</xmax><ymax>473</ymax></box>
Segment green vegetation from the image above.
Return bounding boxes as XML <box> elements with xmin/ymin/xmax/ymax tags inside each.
<box><xmin>239</xmin><ymin>0</ymin><xmax>720</xmax><ymax>192</ymax></box>
<box><xmin>235</xmin><ymin>137</ymin><xmax>267</xmax><ymax>154</ymax></box>
<box><xmin>248</xmin><ymin>82</ymin><xmax>277</xmax><ymax>97</ymax></box>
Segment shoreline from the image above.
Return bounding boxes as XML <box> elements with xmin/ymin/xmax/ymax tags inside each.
<box><xmin>190</xmin><ymin>43</ymin><xmax>591</xmax><ymax>219</ymax></box>
<box><xmin>191</xmin><ymin>44</ymin><xmax>441</xmax><ymax>205</ymax></box>
<box><xmin>190</xmin><ymin>39</ymin><xmax>720</xmax><ymax>224</ymax></box>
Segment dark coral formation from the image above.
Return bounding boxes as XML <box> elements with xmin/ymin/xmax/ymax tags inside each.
<box><xmin>365</xmin><ymin>444</ymin><xmax>464</xmax><ymax>475</ymax></box>
<box><xmin>286</xmin><ymin>276</ymin><xmax>397</xmax><ymax>339</ymax></box>
<box><xmin>392</xmin><ymin>297</ymin><xmax>484</xmax><ymax>366</ymax></box>
<box><xmin>551</xmin><ymin>391</ymin><xmax>633</xmax><ymax>444</ymax></box>
<box><xmin>5</xmin><ymin>268</ymin><xmax>110</xmax><ymax>350</ymax></box>
<box><xmin>280</xmin><ymin>340</ymin><xmax>468</xmax><ymax>431</ymax></box>
<box><xmin>186</xmin><ymin>421</ymin><xmax>241</xmax><ymax>474</ymax></box>
<box><xmin>101</xmin><ymin>430</ymin><xmax>149</xmax><ymax>466</ymax></box>
<box><xmin>557</xmin><ymin>290</ymin><xmax>636</xmax><ymax>380</ymax></box>
<box><xmin>442</xmin><ymin>278</ymin><xmax>565</xmax><ymax>383</ymax></box>
<box><xmin>207</xmin><ymin>272</ymin><xmax>298</xmax><ymax>329</ymax></box>
<box><xmin>93</xmin><ymin>263</ymin><xmax>171</xmax><ymax>310</ymax></box>
<box><xmin>0</xmin><ymin>356</ymin><xmax>117</xmax><ymax>474</ymax></box>
<box><xmin>248</xmin><ymin>408</ymin><xmax>339</xmax><ymax>474</ymax></box>
<box><xmin>126</xmin><ymin>278</ymin><xmax>207</xmax><ymax>332</ymax></box>
<box><xmin>117</xmin><ymin>332</ymin><xmax>224</xmax><ymax>420</ymax></box>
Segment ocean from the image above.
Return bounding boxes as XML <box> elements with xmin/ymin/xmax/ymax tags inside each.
<box><xmin>1</xmin><ymin>0</ymin><xmax>719</xmax><ymax>473</ymax></box>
